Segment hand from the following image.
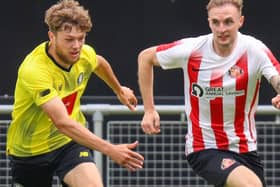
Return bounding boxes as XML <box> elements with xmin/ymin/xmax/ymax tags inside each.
<box><xmin>271</xmin><ymin>94</ymin><xmax>280</xmax><ymax>109</ymax></box>
<box><xmin>117</xmin><ymin>86</ymin><xmax>137</xmax><ymax>111</ymax></box>
<box><xmin>141</xmin><ymin>110</ymin><xmax>160</xmax><ymax>134</ymax></box>
<box><xmin>109</xmin><ymin>141</ymin><xmax>144</xmax><ymax>172</ymax></box>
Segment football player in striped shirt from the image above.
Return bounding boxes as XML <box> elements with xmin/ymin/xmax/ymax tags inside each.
<box><xmin>138</xmin><ymin>0</ymin><xmax>279</xmax><ymax>186</ymax></box>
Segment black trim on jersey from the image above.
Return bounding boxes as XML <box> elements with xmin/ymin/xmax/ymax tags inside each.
<box><xmin>45</xmin><ymin>42</ymin><xmax>72</xmax><ymax>72</ymax></box>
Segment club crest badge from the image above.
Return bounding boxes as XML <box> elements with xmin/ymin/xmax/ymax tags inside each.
<box><xmin>77</xmin><ymin>72</ymin><xmax>84</xmax><ymax>85</ymax></box>
<box><xmin>221</xmin><ymin>158</ymin><xmax>236</xmax><ymax>170</ymax></box>
<box><xmin>228</xmin><ymin>65</ymin><xmax>243</xmax><ymax>78</ymax></box>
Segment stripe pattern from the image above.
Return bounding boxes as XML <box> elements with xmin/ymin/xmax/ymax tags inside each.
<box><xmin>156</xmin><ymin>33</ymin><xmax>280</xmax><ymax>155</ymax></box>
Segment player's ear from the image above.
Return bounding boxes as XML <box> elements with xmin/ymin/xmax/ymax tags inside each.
<box><xmin>239</xmin><ymin>15</ymin><xmax>244</xmax><ymax>28</ymax></box>
<box><xmin>207</xmin><ymin>16</ymin><xmax>212</xmax><ymax>29</ymax></box>
<box><xmin>48</xmin><ymin>31</ymin><xmax>55</xmax><ymax>41</ymax></box>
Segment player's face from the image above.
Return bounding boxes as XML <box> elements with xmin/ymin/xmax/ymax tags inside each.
<box><xmin>49</xmin><ymin>26</ymin><xmax>86</xmax><ymax>68</ymax></box>
<box><xmin>208</xmin><ymin>4</ymin><xmax>244</xmax><ymax>52</ymax></box>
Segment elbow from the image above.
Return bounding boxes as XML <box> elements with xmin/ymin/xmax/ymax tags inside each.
<box><xmin>138</xmin><ymin>49</ymin><xmax>150</xmax><ymax>65</ymax></box>
<box><xmin>137</xmin><ymin>51</ymin><xmax>144</xmax><ymax>67</ymax></box>
<box><xmin>52</xmin><ymin>117</ymin><xmax>72</xmax><ymax>133</ymax></box>
<box><xmin>138</xmin><ymin>47</ymin><xmax>159</xmax><ymax>67</ymax></box>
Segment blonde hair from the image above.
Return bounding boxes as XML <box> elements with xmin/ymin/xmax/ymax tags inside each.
<box><xmin>206</xmin><ymin>0</ymin><xmax>243</xmax><ymax>13</ymax></box>
<box><xmin>44</xmin><ymin>0</ymin><xmax>92</xmax><ymax>32</ymax></box>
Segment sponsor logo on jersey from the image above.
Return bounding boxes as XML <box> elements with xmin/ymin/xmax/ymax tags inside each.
<box><xmin>192</xmin><ymin>83</ymin><xmax>204</xmax><ymax>97</ymax></box>
<box><xmin>191</xmin><ymin>83</ymin><xmax>244</xmax><ymax>99</ymax></box>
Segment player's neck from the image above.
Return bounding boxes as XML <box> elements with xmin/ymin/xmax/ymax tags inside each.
<box><xmin>212</xmin><ymin>40</ymin><xmax>237</xmax><ymax>57</ymax></box>
<box><xmin>47</xmin><ymin>43</ymin><xmax>72</xmax><ymax>70</ymax></box>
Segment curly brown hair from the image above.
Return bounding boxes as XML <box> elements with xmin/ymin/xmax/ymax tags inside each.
<box><xmin>206</xmin><ymin>0</ymin><xmax>243</xmax><ymax>14</ymax></box>
<box><xmin>44</xmin><ymin>0</ymin><xmax>92</xmax><ymax>33</ymax></box>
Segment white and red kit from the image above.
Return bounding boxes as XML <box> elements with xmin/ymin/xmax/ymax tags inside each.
<box><xmin>155</xmin><ymin>32</ymin><xmax>280</xmax><ymax>155</ymax></box>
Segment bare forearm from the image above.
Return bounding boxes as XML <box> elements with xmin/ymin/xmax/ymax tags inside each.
<box><xmin>138</xmin><ymin>63</ymin><xmax>155</xmax><ymax>110</ymax></box>
<box><xmin>56</xmin><ymin>118</ymin><xmax>144</xmax><ymax>171</ymax></box>
<box><xmin>138</xmin><ymin>49</ymin><xmax>157</xmax><ymax>111</ymax></box>
<box><xmin>270</xmin><ymin>75</ymin><xmax>280</xmax><ymax>94</ymax></box>
<box><xmin>42</xmin><ymin>97</ymin><xmax>115</xmax><ymax>157</ymax></box>
<box><xmin>58</xmin><ymin>118</ymin><xmax>113</xmax><ymax>156</ymax></box>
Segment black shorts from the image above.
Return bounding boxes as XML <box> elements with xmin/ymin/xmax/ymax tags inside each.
<box><xmin>186</xmin><ymin>149</ymin><xmax>266</xmax><ymax>187</ymax></box>
<box><xmin>9</xmin><ymin>141</ymin><xmax>94</xmax><ymax>187</ymax></box>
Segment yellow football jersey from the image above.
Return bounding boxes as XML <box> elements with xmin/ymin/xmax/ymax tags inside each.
<box><xmin>7</xmin><ymin>42</ymin><xmax>98</xmax><ymax>157</ymax></box>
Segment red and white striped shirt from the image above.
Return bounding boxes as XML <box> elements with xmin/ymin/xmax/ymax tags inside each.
<box><xmin>156</xmin><ymin>32</ymin><xmax>280</xmax><ymax>155</ymax></box>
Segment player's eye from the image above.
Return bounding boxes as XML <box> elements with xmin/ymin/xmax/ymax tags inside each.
<box><xmin>224</xmin><ymin>19</ymin><xmax>234</xmax><ymax>26</ymax></box>
<box><xmin>211</xmin><ymin>19</ymin><xmax>220</xmax><ymax>26</ymax></box>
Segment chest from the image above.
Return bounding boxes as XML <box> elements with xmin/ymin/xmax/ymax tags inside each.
<box><xmin>52</xmin><ymin>65</ymin><xmax>91</xmax><ymax>94</ymax></box>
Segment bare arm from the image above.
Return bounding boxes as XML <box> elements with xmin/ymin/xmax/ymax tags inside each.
<box><xmin>137</xmin><ymin>47</ymin><xmax>161</xmax><ymax>134</ymax></box>
<box><xmin>270</xmin><ymin>75</ymin><xmax>280</xmax><ymax>109</ymax></box>
<box><xmin>94</xmin><ymin>55</ymin><xmax>137</xmax><ymax>111</ymax></box>
<box><xmin>137</xmin><ymin>47</ymin><xmax>160</xmax><ymax>112</ymax></box>
<box><xmin>270</xmin><ymin>75</ymin><xmax>280</xmax><ymax>93</ymax></box>
<box><xmin>41</xmin><ymin>97</ymin><xmax>144</xmax><ymax>171</ymax></box>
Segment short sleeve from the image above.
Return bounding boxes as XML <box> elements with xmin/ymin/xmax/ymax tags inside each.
<box><xmin>82</xmin><ymin>44</ymin><xmax>98</xmax><ymax>72</ymax></box>
<box><xmin>19</xmin><ymin>61</ymin><xmax>58</xmax><ymax>106</ymax></box>
<box><xmin>156</xmin><ymin>38</ymin><xmax>197</xmax><ymax>70</ymax></box>
<box><xmin>260</xmin><ymin>48</ymin><xmax>280</xmax><ymax>81</ymax></box>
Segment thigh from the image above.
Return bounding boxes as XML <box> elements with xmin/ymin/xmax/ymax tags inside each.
<box><xmin>238</xmin><ymin>151</ymin><xmax>266</xmax><ymax>186</ymax></box>
<box><xmin>10</xmin><ymin>156</ymin><xmax>53</xmax><ymax>187</ymax></box>
<box><xmin>54</xmin><ymin>142</ymin><xmax>100</xmax><ymax>186</ymax></box>
<box><xmin>63</xmin><ymin>162</ymin><xmax>103</xmax><ymax>187</ymax></box>
<box><xmin>230</xmin><ymin>151</ymin><xmax>266</xmax><ymax>187</ymax></box>
<box><xmin>226</xmin><ymin>165</ymin><xmax>263</xmax><ymax>187</ymax></box>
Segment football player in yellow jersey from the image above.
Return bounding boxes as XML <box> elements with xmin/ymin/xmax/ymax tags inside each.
<box><xmin>7</xmin><ymin>0</ymin><xmax>144</xmax><ymax>186</ymax></box>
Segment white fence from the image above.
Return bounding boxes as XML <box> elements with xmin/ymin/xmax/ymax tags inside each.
<box><xmin>1</xmin><ymin>104</ymin><xmax>280</xmax><ymax>187</ymax></box>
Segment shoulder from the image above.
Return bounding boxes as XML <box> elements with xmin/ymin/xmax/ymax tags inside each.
<box><xmin>179</xmin><ymin>33</ymin><xmax>212</xmax><ymax>52</ymax></box>
<box><xmin>19</xmin><ymin>42</ymin><xmax>52</xmax><ymax>77</ymax></box>
<box><xmin>238</xmin><ymin>33</ymin><xmax>277</xmax><ymax>62</ymax></box>
<box><xmin>80</xmin><ymin>44</ymin><xmax>97</xmax><ymax>63</ymax></box>
<box><xmin>181</xmin><ymin>34</ymin><xmax>211</xmax><ymax>46</ymax></box>
<box><xmin>79</xmin><ymin>44</ymin><xmax>98</xmax><ymax>70</ymax></box>
<box><xmin>81</xmin><ymin>44</ymin><xmax>97</xmax><ymax>57</ymax></box>
<box><xmin>239</xmin><ymin>33</ymin><xmax>267</xmax><ymax>50</ymax></box>
<box><xmin>156</xmin><ymin>34</ymin><xmax>210</xmax><ymax>53</ymax></box>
